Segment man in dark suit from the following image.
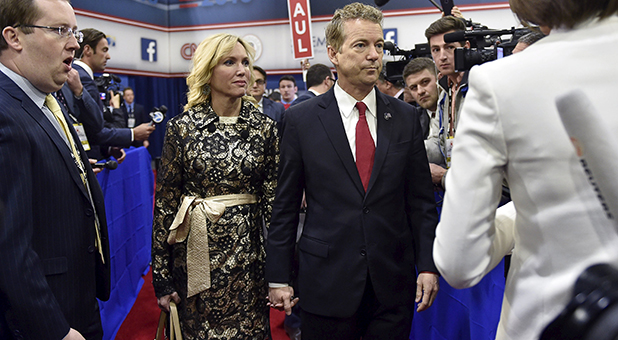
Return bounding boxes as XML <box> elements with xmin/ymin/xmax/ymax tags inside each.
<box><xmin>73</xmin><ymin>28</ymin><xmax>154</xmax><ymax>159</ymax></box>
<box><xmin>376</xmin><ymin>70</ymin><xmax>405</xmax><ymax>101</ymax></box>
<box><xmin>249</xmin><ymin>65</ymin><xmax>285</xmax><ymax>130</ymax></box>
<box><xmin>266</xmin><ymin>3</ymin><xmax>439</xmax><ymax>339</ymax></box>
<box><xmin>120</xmin><ymin>86</ymin><xmax>150</xmax><ymax>147</ymax></box>
<box><xmin>58</xmin><ymin>68</ymin><xmax>133</xmax><ymax>161</ymax></box>
<box><xmin>120</xmin><ymin>87</ymin><xmax>147</xmax><ymax>128</ymax></box>
<box><xmin>0</xmin><ymin>0</ymin><xmax>110</xmax><ymax>339</ymax></box>
<box><xmin>292</xmin><ymin>63</ymin><xmax>335</xmax><ymax>106</ymax></box>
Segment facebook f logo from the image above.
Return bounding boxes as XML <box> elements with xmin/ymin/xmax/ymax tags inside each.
<box><xmin>141</xmin><ymin>38</ymin><xmax>157</xmax><ymax>62</ymax></box>
<box><xmin>384</xmin><ymin>29</ymin><xmax>397</xmax><ymax>46</ymax></box>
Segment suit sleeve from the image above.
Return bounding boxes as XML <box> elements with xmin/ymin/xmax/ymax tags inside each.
<box><xmin>403</xmin><ymin>105</ymin><xmax>440</xmax><ymax>274</ymax></box>
<box><xmin>259</xmin><ymin>120</ymin><xmax>280</xmax><ymax>230</ymax></box>
<box><xmin>265</xmin><ymin>108</ymin><xmax>305</xmax><ymax>284</ymax></box>
<box><xmin>433</xmin><ymin>68</ymin><xmax>509</xmax><ymax>289</ymax></box>
<box><xmin>0</xmin><ymin>110</ymin><xmax>70</xmax><ymax>339</ymax></box>
<box><xmin>75</xmin><ymin>85</ymin><xmax>132</xmax><ymax>147</ymax></box>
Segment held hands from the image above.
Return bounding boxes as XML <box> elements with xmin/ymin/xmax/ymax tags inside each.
<box><xmin>158</xmin><ymin>292</ymin><xmax>181</xmax><ymax>313</ymax></box>
<box><xmin>63</xmin><ymin>328</ymin><xmax>85</xmax><ymax>340</ymax></box>
<box><xmin>268</xmin><ymin>286</ymin><xmax>299</xmax><ymax>315</ymax></box>
<box><xmin>416</xmin><ymin>272</ymin><xmax>439</xmax><ymax>312</ymax></box>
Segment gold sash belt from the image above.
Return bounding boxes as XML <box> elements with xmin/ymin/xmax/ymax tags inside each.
<box><xmin>167</xmin><ymin>194</ymin><xmax>257</xmax><ymax>297</ymax></box>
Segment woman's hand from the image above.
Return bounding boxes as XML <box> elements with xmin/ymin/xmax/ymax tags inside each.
<box><xmin>158</xmin><ymin>292</ymin><xmax>181</xmax><ymax>312</ymax></box>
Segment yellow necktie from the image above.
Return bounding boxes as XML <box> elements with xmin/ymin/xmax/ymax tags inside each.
<box><xmin>45</xmin><ymin>94</ymin><xmax>105</xmax><ymax>263</ymax></box>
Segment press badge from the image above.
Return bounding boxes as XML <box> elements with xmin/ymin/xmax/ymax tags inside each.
<box><xmin>446</xmin><ymin>136</ymin><xmax>455</xmax><ymax>169</ymax></box>
<box><xmin>73</xmin><ymin>123</ymin><xmax>91</xmax><ymax>151</ymax></box>
<box><xmin>127</xmin><ymin>117</ymin><xmax>135</xmax><ymax>128</ymax></box>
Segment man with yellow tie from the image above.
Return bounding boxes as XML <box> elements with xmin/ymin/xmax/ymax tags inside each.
<box><xmin>0</xmin><ymin>0</ymin><xmax>110</xmax><ymax>339</ymax></box>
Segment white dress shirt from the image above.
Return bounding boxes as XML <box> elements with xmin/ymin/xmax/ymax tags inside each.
<box><xmin>333</xmin><ymin>83</ymin><xmax>377</xmax><ymax>161</ymax></box>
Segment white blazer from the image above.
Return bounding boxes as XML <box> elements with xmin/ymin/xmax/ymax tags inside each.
<box><xmin>434</xmin><ymin>17</ymin><xmax>618</xmax><ymax>340</ymax></box>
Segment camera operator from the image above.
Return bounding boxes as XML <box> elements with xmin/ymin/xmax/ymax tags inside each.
<box><xmin>433</xmin><ymin>1</ymin><xmax>618</xmax><ymax>340</ymax></box>
<box><xmin>72</xmin><ymin>28</ymin><xmax>155</xmax><ymax>160</ymax></box>
<box><xmin>376</xmin><ymin>70</ymin><xmax>405</xmax><ymax>101</ymax></box>
<box><xmin>403</xmin><ymin>57</ymin><xmax>444</xmax><ymax>185</ymax></box>
<box><xmin>424</xmin><ymin>16</ymin><xmax>470</xmax><ymax>187</ymax></box>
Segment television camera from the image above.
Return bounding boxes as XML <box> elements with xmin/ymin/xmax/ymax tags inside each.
<box><xmin>94</xmin><ymin>73</ymin><xmax>123</xmax><ymax>107</ymax></box>
<box><xmin>382</xmin><ymin>41</ymin><xmax>432</xmax><ymax>84</ymax></box>
<box><xmin>444</xmin><ymin>27</ymin><xmax>533</xmax><ymax>72</ymax></box>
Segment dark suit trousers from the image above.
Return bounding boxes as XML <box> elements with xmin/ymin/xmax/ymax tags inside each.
<box><xmin>300</xmin><ymin>275</ymin><xmax>414</xmax><ymax>340</ymax></box>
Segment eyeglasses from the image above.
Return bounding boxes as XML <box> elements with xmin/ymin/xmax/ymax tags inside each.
<box><xmin>14</xmin><ymin>25</ymin><xmax>84</xmax><ymax>43</ymax></box>
<box><xmin>328</xmin><ymin>77</ymin><xmax>336</xmax><ymax>83</ymax></box>
<box><xmin>255</xmin><ymin>79</ymin><xmax>265</xmax><ymax>85</ymax></box>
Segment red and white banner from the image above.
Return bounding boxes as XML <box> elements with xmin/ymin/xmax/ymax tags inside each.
<box><xmin>287</xmin><ymin>0</ymin><xmax>313</xmax><ymax>60</ymax></box>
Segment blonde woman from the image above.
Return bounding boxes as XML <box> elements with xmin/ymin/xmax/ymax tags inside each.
<box><xmin>152</xmin><ymin>33</ymin><xmax>278</xmax><ymax>339</ymax></box>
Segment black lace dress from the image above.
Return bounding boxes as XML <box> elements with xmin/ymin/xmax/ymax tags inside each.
<box><xmin>152</xmin><ymin>100</ymin><xmax>279</xmax><ymax>339</ymax></box>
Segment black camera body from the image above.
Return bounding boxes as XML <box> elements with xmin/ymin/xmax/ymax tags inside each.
<box><xmin>446</xmin><ymin>27</ymin><xmax>531</xmax><ymax>72</ymax></box>
<box><xmin>94</xmin><ymin>73</ymin><xmax>123</xmax><ymax>107</ymax></box>
<box><xmin>541</xmin><ymin>263</ymin><xmax>618</xmax><ymax>340</ymax></box>
<box><xmin>454</xmin><ymin>46</ymin><xmax>503</xmax><ymax>72</ymax></box>
<box><xmin>383</xmin><ymin>41</ymin><xmax>432</xmax><ymax>84</ymax></box>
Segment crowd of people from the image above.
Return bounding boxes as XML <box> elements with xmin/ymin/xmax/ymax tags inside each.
<box><xmin>1</xmin><ymin>0</ymin><xmax>617</xmax><ymax>339</ymax></box>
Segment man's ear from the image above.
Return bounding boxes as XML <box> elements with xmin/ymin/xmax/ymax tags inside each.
<box><xmin>82</xmin><ymin>44</ymin><xmax>92</xmax><ymax>58</ymax></box>
<box><xmin>464</xmin><ymin>40</ymin><xmax>471</xmax><ymax>49</ymax></box>
<box><xmin>327</xmin><ymin>45</ymin><xmax>339</xmax><ymax>67</ymax></box>
<box><xmin>2</xmin><ymin>27</ymin><xmax>22</xmax><ymax>52</ymax></box>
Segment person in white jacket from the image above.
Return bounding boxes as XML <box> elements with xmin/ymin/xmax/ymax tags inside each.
<box><xmin>433</xmin><ymin>0</ymin><xmax>618</xmax><ymax>339</ymax></box>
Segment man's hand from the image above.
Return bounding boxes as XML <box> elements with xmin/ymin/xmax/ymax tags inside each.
<box><xmin>63</xmin><ymin>328</ymin><xmax>86</xmax><ymax>340</ymax></box>
<box><xmin>157</xmin><ymin>292</ymin><xmax>181</xmax><ymax>313</ymax></box>
<box><xmin>268</xmin><ymin>286</ymin><xmax>299</xmax><ymax>315</ymax></box>
<box><xmin>108</xmin><ymin>147</ymin><xmax>126</xmax><ymax>164</ymax></box>
<box><xmin>110</xmin><ymin>91</ymin><xmax>121</xmax><ymax>108</ymax></box>
<box><xmin>442</xmin><ymin>5</ymin><xmax>464</xmax><ymax>18</ymax></box>
<box><xmin>89</xmin><ymin>159</ymin><xmax>102</xmax><ymax>174</ymax></box>
<box><xmin>66</xmin><ymin>69</ymin><xmax>83</xmax><ymax>97</ymax></box>
<box><xmin>429</xmin><ymin>163</ymin><xmax>447</xmax><ymax>187</ymax></box>
<box><xmin>133</xmin><ymin>123</ymin><xmax>155</xmax><ymax>141</ymax></box>
<box><xmin>416</xmin><ymin>272</ymin><xmax>439</xmax><ymax>312</ymax></box>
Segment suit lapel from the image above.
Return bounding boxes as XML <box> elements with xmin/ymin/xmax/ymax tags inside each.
<box><xmin>316</xmin><ymin>89</ymin><xmax>365</xmax><ymax>196</ymax></box>
<box><xmin>366</xmin><ymin>90</ymin><xmax>393</xmax><ymax>195</ymax></box>
<box><xmin>0</xmin><ymin>73</ymin><xmax>90</xmax><ymax>200</ymax></box>
<box><xmin>61</xmin><ymin>85</ymin><xmax>75</xmax><ymax>115</ymax></box>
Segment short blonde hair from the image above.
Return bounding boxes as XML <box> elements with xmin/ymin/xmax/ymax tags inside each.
<box><xmin>325</xmin><ymin>2</ymin><xmax>383</xmax><ymax>53</ymax></box>
<box><xmin>184</xmin><ymin>33</ymin><xmax>255</xmax><ymax>111</ymax></box>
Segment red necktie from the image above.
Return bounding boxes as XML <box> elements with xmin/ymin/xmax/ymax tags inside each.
<box><xmin>355</xmin><ymin>101</ymin><xmax>375</xmax><ymax>191</ymax></box>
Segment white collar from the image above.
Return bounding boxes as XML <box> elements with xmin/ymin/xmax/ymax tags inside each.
<box><xmin>74</xmin><ymin>60</ymin><xmax>94</xmax><ymax>80</ymax></box>
<box><xmin>334</xmin><ymin>82</ymin><xmax>377</xmax><ymax>120</ymax></box>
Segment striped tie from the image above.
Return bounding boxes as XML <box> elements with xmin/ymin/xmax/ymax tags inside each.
<box><xmin>45</xmin><ymin>94</ymin><xmax>105</xmax><ymax>263</ymax></box>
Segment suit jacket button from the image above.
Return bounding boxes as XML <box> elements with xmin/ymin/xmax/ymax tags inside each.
<box><xmin>85</xmin><ymin>208</ymin><xmax>93</xmax><ymax>216</ymax></box>
<box><xmin>88</xmin><ymin>245</ymin><xmax>95</xmax><ymax>253</ymax></box>
<box><xmin>13</xmin><ymin>330</ymin><xmax>23</xmax><ymax>339</ymax></box>
<box><xmin>363</xmin><ymin>207</ymin><xmax>370</xmax><ymax>214</ymax></box>
<box><xmin>360</xmin><ymin>249</ymin><xmax>367</xmax><ymax>256</ymax></box>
